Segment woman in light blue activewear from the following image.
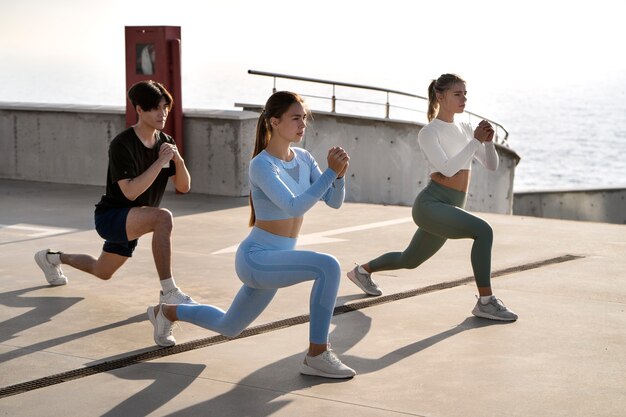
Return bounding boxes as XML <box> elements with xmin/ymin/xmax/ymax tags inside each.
<box><xmin>347</xmin><ymin>74</ymin><xmax>518</xmax><ymax>321</ymax></box>
<box><xmin>147</xmin><ymin>91</ymin><xmax>356</xmax><ymax>378</ymax></box>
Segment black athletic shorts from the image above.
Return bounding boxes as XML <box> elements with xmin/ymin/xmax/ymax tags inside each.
<box><xmin>94</xmin><ymin>206</ymin><xmax>138</xmax><ymax>257</ymax></box>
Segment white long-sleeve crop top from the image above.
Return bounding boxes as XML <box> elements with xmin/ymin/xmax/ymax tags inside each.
<box><xmin>249</xmin><ymin>147</ymin><xmax>345</xmax><ymax>221</ymax></box>
<box><xmin>417</xmin><ymin>119</ymin><xmax>499</xmax><ymax>177</ymax></box>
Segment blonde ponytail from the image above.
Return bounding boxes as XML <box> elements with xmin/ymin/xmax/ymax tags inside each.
<box><xmin>427</xmin><ymin>80</ymin><xmax>439</xmax><ymax>122</ymax></box>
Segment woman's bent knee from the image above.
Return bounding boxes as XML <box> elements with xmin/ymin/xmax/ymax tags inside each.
<box><xmin>400</xmin><ymin>257</ymin><xmax>422</xmax><ymax>270</ymax></box>
<box><xmin>476</xmin><ymin>220</ymin><xmax>493</xmax><ymax>242</ymax></box>
<box><xmin>318</xmin><ymin>254</ymin><xmax>341</xmax><ymax>280</ymax></box>
<box><xmin>220</xmin><ymin>324</ymin><xmax>245</xmax><ymax>338</ymax></box>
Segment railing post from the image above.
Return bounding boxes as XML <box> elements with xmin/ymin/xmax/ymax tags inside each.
<box><xmin>385</xmin><ymin>92</ymin><xmax>390</xmax><ymax>118</ymax></box>
<box><xmin>331</xmin><ymin>84</ymin><xmax>336</xmax><ymax>113</ymax></box>
<box><xmin>272</xmin><ymin>77</ymin><xmax>277</xmax><ymax>93</ymax></box>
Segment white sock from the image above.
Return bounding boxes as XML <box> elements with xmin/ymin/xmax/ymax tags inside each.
<box><xmin>47</xmin><ymin>252</ymin><xmax>62</xmax><ymax>265</ymax></box>
<box><xmin>357</xmin><ymin>265</ymin><xmax>369</xmax><ymax>275</ymax></box>
<box><xmin>160</xmin><ymin>278</ymin><xmax>177</xmax><ymax>293</ymax></box>
<box><xmin>480</xmin><ymin>295</ymin><xmax>494</xmax><ymax>304</ymax></box>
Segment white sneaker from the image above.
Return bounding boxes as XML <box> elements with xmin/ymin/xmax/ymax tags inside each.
<box><xmin>34</xmin><ymin>249</ymin><xmax>68</xmax><ymax>286</ymax></box>
<box><xmin>347</xmin><ymin>264</ymin><xmax>382</xmax><ymax>296</ymax></box>
<box><xmin>472</xmin><ymin>296</ymin><xmax>518</xmax><ymax>321</ymax></box>
<box><xmin>147</xmin><ymin>304</ymin><xmax>176</xmax><ymax>347</ymax></box>
<box><xmin>159</xmin><ymin>287</ymin><xmax>197</xmax><ymax>305</ymax></box>
<box><xmin>300</xmin><ymin>349</ymin><xmax>356</xmax><ymax>379</ymax></box>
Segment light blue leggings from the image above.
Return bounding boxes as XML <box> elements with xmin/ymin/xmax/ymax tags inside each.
<box><xmin>176</xmin><ymin>227</ymin><xmax>341</xmax><ymax>344</ymax></box>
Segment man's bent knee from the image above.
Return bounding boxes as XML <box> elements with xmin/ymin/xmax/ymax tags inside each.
<box><xmin>95</xmin><ymin>270</ymin><xmax>115</xmax><ymax>280</ymax></box>
<box><xmin>155</xmin><ymin>208</ymin><xmax>173</xmax><ymax>231</ymax></box>
<box><xmin>126</xmin><ymin>207</ymin><xmax>173</xmax><ymax>238</ymax></box>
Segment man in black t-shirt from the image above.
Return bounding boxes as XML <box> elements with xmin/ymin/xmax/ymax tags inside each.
<box><xmin>35</xmin><ymin>80</ymin><xmax>196</xmax><ymax>306</ymax></box>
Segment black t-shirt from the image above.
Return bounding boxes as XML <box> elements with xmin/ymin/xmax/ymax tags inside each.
<box><xmin>96</xmin><ymin>127</ymin><xmax>176</xmax><ymax>209</ymax></box>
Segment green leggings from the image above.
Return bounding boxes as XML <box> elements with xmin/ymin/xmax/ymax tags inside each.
<box><xmin>369</xmin><ymin>181</ymin><xmax>493</xmax><ymax>288</ymax></box>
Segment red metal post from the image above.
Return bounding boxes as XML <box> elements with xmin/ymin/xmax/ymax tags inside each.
<box><xmin>124</xmin><ymin>26</ymin><xmax>184</xmax><ymax>158</ymax></box>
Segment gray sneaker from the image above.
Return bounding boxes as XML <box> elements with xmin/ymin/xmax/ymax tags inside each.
<box><xmin>347</xmin><ymin>264</ymin><xmax>382</xmax><ymax>296</ymax></box>
<box><xmin>472</xmin><ymin>296</ymin><xmax>518</xmax><ymax>321</ymax></box>
<box><xmin>34</xmin><ymin>249</ymin><xmax>68</xmax><ymax>286</ymax></box>
<box><xmin>147</xmin><ymin>304</ymin><xmax>176</xmax><ymax>347</ymax></box>
<box><xmin>160</xmin><ymin>287</ymin><xmax>197</xmax><ymax>305</ymax></box>
<box><xmin>300</xmin><ymin>349</ymin><xmax>356</xmax><ymax>379</ymax></box>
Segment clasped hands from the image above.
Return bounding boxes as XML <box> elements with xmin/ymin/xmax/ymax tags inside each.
<box><xmin>327</xmin><ymin>146</ymin><xmax>350</xmax><ymax>178</ymax></box>
<box><xmin>474</xmin><ymin>120</ymin><xmax>495</xmax><ymax>143</ymax></box>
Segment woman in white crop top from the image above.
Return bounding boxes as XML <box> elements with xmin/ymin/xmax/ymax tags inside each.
<box><xmin>348</xmin><ymin>74</ymin><xmax>518</xmax><ymax>321</ymax></box>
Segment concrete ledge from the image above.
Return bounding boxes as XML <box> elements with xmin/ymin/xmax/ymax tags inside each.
<box><xmin>514</xmin><ymin>187</ymin><xmax>626</xmax><ymax>224</ymax></box>
<box><xmin>0</xmin><ymin>101</ymin><xmax>125</xmax><ymax>115</ymax></box>
<box><xmin>184</xmin><ymin>108</ymin><xmax>259</xmax><ymax>120</ymax></box>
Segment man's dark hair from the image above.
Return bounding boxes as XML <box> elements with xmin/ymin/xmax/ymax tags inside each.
<box><xmin>127</xmin><ymin>80</ymin><xmax>173</xmax><ymax>111</ymax></box>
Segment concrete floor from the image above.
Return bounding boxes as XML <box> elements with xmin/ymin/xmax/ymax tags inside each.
<box><xmin>0</xmin><ymin>179</ymin><xmax>624</xmax><ymax>417</ymax></box>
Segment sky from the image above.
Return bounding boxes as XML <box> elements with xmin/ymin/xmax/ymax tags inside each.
<box><xmin>1</xmin><ymin>0</ymin><xmax>625</xmax><ymax>111</ymax></box>
<box><xmin>2</xmin><ymin>0</ymin><xmax>626</xmax><ymax>191</ymax></box>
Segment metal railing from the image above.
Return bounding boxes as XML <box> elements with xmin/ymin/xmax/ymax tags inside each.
<box><xmin>248</xmin><ymin>69</ymin><xmax>509</xmax><ymax>146</ymax></box>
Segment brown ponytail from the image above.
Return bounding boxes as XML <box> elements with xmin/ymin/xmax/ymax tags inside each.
<box><xmin>426</xmin><ymin>74</ymin><xmax>466</xmax><ymax>122</ymax></box>
<box><xmin>248</xmin><ymin>91</ymin><xmax>308</xmax><ymax>226</ymax></box>
<box><xmin>252</xmin><ymin>111</ymin><xmax>271</xmax><ymax>160</ymax></box>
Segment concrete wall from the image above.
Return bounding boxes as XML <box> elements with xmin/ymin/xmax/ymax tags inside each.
<box><xmin>182</xmin><ymin>109</ymin><xmax>257</xmax><ymax>196</ymax></box>
<box><xmin>0</xmin><ymin>104</ymin><xmax>124</xmax><ymax>186</ymax></box>
<box><xmin>514</xmin><ymin>188</ymin><xmax>626</xmax><ymax>224</ymax></box>
<box><xmin>0</xmin><ymin>104</ymin><xmax>258</xmax><ymax>196</ymax></box>
<box><xmin>0</xmin><ymin>102</ymin><xmax>520</xmax><ymax>213</ymax></box>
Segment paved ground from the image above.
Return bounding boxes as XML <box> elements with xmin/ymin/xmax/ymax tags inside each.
<box><xmin>0</xmin><ymin>179</ymin><xmax>624</xmax><ymax>417</ymax></box>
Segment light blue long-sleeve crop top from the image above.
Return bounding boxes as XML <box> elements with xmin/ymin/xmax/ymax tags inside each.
<box><xmin>249</xmin><ymin>147</ymin><xmax>345</xmax><ymax>221</ymax></box>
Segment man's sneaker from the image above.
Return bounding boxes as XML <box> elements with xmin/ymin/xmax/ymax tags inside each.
<box><xmin>147</xmin><ymin>304</ymin><xmax>176</xmax><ymax>347</ymax></box>
<box><xmin>300</xmin><ymin>349</ymin><xmax>356</xmax><ymax>379</ymax></box>
<box><xmin>472</xmin><ymin>296</ymin><xmax>518</xmax><ymax>321</ymax></box>
<box><xmin>34</xmin><ymin>249</ymin><xmax>68</xmax><ymax>286</ymax></box>
<box><xmin>160</xmin><ymin>287</ymin><xmax>197</xmax><ymax>305</ymax></box>
<box><xmin>347</xmin><ymin>264</ymin><xmax>382</xmax><ymax>296</ymax></box>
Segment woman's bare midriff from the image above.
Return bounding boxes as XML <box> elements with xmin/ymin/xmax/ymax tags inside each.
<box><xmin>430</xmin><ymin>170</ymin><xmax>471</xmax><ymax>192</ymax></box>
<box><xmin>255</xmin><ymin>218</ymin><xmax>304</xmax><ymax>238</ymax></box>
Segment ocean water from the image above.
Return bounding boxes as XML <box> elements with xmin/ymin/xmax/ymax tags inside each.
<box><xmin>2</xmin><ymin>65</ymin><xmax>625</xmax><ymax>193</ymax></box>
<box><xmin>475</xmin><ymin>79</ymin><xmax>626</xmax><ymax>192</ymax></box>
